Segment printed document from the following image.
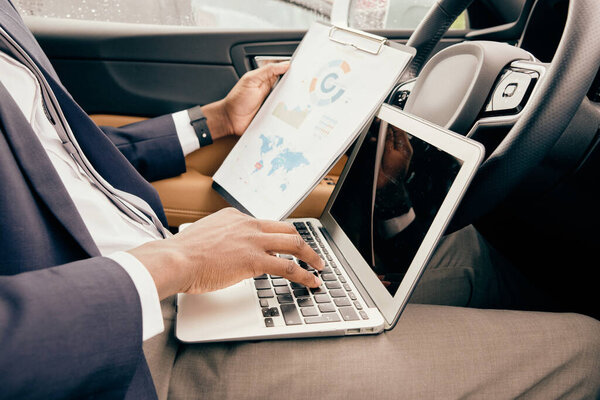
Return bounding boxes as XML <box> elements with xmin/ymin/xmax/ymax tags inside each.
<box><xmin>212</xmin><ymin>23</ymin><xmax>414</xmax><ymax>220</ymax></box>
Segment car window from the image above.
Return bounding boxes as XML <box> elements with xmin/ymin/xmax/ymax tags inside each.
<box><xmin>13</xmin><ymin>0</ymin><xmax>467</xmax><ymax>30</ymax></box>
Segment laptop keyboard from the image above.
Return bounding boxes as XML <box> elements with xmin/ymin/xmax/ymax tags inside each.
<box><xmin>254</xmin><ymin>221</ymin><xmax>370</xmax><ymax>327</ymax></box>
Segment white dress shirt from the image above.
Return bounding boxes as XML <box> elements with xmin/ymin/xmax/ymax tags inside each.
<box><xmin>0</xmin><ymin>51</ymin><xmax>200</xmax><ymax>341</ymax></box>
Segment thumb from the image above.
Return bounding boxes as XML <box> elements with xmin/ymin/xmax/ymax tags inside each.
<box><xmin>253</xmin><ymin>61</ymin><xmax>290</xmax><ymax>83</ymax></box>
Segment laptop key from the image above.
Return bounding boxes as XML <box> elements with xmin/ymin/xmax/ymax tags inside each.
<box><xmin>321</xmin><ymin>273</ymin><xmax>337</xmax><ymax>281</ymax></box>
<box><xmin>348</xmin><ymin>292</ymin><xmax>357</xmax><ymax>300</ymax></box>
<box><xmin>359</xmin><ymin>310</ymin><xmax>369</xmax><ymax>320</ymax></box>
<box><xmin>339</xmin><ymin>307</ymin><xmax>360</xmax><ymax>321</ymax></box>
<box><xmin>293</xmin><ymin>288</ymin><xmax>310</xmax><ymax>298</ymax></box>
<box><xmin>297</xmin><ymin>297</ymin><xmax>314</xmax><ymax>307</ymax></box>
<box><xmin>257</xmin><ymin>289</ymin><xmax>274</xmax><ymax>298</ymax></box>
<box><xmin>262</xmin><ymin>307</ymin><xmax>280</xmax><ymax>317</ymax></box>
<box><xmin>334</xmin><ymin>298</ymin><xmax>351</xmax><ymax>307</ymax></box>
<box><xmin>293</xmin><ymin>222</ymin><xmax>307</xmax><ymax>230</ymax></box>
<box><xmin>353</xmin><ymin>301</ymin><xmax>363</xmax><ymax>310</ymax></box>
<box><xmin>259</xmin><ymin>299</ymin><xmax>269</xmax><ymax>308</ymax></box>
<box><xmin>254</xmin><ymin>274</ymin><xmax>268</xmax><ymax>280</ymax></box>
<box><xmin>343</xmin><ymin>283</ymin><xmax>352</xmax><ymax>291</ymax></box>
<box><xmin>280</xmin><ymin>303</ymin><xmax>302</xmax><ymax>325</ymax></box>
<box><xmin>278</xmin><ymin>254</ymin><xmax>294</xmax><ymax>260</ymax></box>
<box><xmin>325</xmin><ymin>281</ymin><xmax>341</xmax><ymax>289</ymax></box>
<box><xmin>264</xmin><ymin>317</ymin><xmax>274</xmax><ymax>327</ymax></box>
<box><xmin>310</xmin><ymin>285</ymin><xmax>327</xmax><ymax>295</ymax></box>
<box><xmin>297</xmin><ymin>261</ymin><xmax>308</xmax><ymax>269</ymax></box>
<box><xmin>290</xmin><ymin>282</ymin><xmax>305</xmax><ymax>289</ymax></box>
<box><xmin>319</xmin><ymin>303</ymin><xmax>336</xmax><ymax>313</ymax></box>
<box><xmin>277</xmin><ymin>294</ymin><xmax>294</xmax><ymax>304</ymax></box>
<box><xmin>329</xmin><ymin>289</ymin><xmax>346</xmax><ymax>298</ymax></box>
<box><xmin>301</xmin><ymin>307</ymin><xmax>319</xmax><ymax>317</ymax></box>
<box><xmin>304</xmin><ymin>314</ymin><xmax>341</xmax><ymax>324</ymax></box>
<box><xmin>298</xmin><ymin>262</ymin><xmax>315</xmax><ymax>272</ymax></box>
<box><xmin>275</xmin><ymin>286</ymin><xmax>290</xmax><ymax>295</ymax></box>
<box><xmin>269</xmin><ymin>307</ymin><xmax>280</xmax><ymax>317</ymax></box>
<box><xmin>314</xmin><ymin>294</ymin><xmax>331</xmax><ymax>303</ymax></box>
<box><xmin>254</xmin><ymin>280</ymin><xmax>271</xmax><ymax>290</ymax></box>
<box><xmin>272</xmin><ymin>279</ymin><xmax>288</xmax><ymax>286</ymax></box>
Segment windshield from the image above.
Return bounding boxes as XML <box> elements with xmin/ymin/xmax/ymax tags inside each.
<box><xmin>13</xmin><ymin>0</ymin><xmax>466</xmax><ymax>30</ymax></box>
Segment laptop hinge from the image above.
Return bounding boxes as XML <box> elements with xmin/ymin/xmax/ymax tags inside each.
<box><xmin>319</xmin><ymin>227</ymin><xmax>377</xmax><ymax>309</ymax></box>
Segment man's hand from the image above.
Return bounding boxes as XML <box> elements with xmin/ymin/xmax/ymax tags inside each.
<box><xmin>376</xmin><ymin>125</ymin><xmax>413</xmax><ymax>189</ymax></box>
<box><xmin>127</xmin><ymin>208</ymin><xmax>323</xmax><ymax>300</ymax></box>
<box><xmin>202</xmin><ymin>62</ymin><xmax>290</xmax><ymax>140</ymax></box>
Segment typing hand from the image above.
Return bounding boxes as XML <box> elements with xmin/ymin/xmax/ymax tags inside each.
<box><xmin>127</xmin><ymin>207</ymin><xmax>323</xmax><ymax>300</ymax></box>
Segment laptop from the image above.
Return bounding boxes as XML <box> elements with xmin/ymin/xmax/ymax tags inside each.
<box><xmin>175</xmin><ymin>103</ymin><xmax>484</xmax><ymax>342</ymax></box>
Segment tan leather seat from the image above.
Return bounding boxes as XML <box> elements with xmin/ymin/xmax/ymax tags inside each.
<box><xmin>90</xmin><ymin>114</ymin><xmax>344</xmax><ymax>226</ymax></box>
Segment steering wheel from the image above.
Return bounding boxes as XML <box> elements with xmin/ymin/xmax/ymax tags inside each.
<box><xmin>400</xmin><ymin>0</ymin><xmax>600</xmax><ymax>229</ymax></box>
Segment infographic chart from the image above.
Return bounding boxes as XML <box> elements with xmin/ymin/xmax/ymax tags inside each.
<box><xmin>212</xmin><ymin>23</ymin><xmax>414</xmax><ymax>220</ymax></box>
<box><xmin>309</xmin><ymin>59</ymin><xmax>351</xmax><ymax>106</ymax></box>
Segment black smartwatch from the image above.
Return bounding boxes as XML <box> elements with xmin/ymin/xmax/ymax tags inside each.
<box><xmin>187</xmin><ymin>105</ymin><xmax>213</xmax><ymax>147</ymax></box>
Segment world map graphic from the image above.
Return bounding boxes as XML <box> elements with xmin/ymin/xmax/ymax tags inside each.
<box><xmin>253</xmin><ymin>134</ymin><xmax>309</xmax><ymax>191</ymax></box>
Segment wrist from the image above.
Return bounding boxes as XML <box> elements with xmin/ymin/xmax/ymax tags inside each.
<box><xmin>127</xmin><ymin>239</ymin><xmax>189</xmax><ymax>300</ymax></box>
<box><xmin>201</xmin><ymin>100</ymin><xmax>234</xmax><ymax>140</ymax></box>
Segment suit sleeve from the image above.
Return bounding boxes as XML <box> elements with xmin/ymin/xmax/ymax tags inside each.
<box><xmin>0</xmin><ymin>257</ymin><xmax>144</xmax><ymax>400</ymax></box>
<box><xmin>99</xmin><ymin>115</ymin><xmax>187</xmax><ymax>182</ymax></box>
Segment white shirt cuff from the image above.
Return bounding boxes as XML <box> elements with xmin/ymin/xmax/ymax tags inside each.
<box><xmin>107</xmin><ymin>251</ymin><xmax>165</xmax><ymax>341</ymax></box>
<box><xmin>172</xmin><ymin>110</ymin><xmax>200</xmax><ymax>156</ymax></box>
<box><xmin>380</xmin><ymin>207</ymin><xmax>416</xmax><ymax>239</ymax></box>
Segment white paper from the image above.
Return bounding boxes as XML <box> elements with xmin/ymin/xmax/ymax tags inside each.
<box><xmin>213</xmin><ymin>23</ymin><xmax>413</xmax><ymax>220</ymax></box>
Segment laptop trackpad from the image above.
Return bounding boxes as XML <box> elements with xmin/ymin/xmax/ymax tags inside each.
<box><xmin>176</xmin><ymin>280</ymin><xmax>259</xmax><ymax>342</ymax></box>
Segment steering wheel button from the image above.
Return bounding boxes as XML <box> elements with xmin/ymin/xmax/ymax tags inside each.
<box><xmin>503</xmin><ymin>83</ymin><xmax>518</xmax><ymax>97</ymax></box>
<box><xmin>486</xmin><ymin>70</ymin><xmax>535</xmax><ymax>114</ymax></box>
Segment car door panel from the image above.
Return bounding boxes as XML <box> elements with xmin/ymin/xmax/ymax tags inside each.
<box><xmin>53</xmin><ymin>59</ymin><xmax>239</xmax><ymax>115</ymax></box>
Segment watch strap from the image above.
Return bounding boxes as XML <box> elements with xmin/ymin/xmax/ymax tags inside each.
<box><xmin>187</xmin><ymin>105</ymin><xmax>213</xmax><ymax>147</ymax></box>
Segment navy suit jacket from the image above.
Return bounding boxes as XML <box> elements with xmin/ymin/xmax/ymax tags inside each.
<box><xmin>0</xmin><ymin>1</ymin><xmax>188</xmax><ymax>398</ymax></box>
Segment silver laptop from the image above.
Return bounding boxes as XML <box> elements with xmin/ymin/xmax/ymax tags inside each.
<box><xmin>176</xmin><ymin>103</ymin><xmax>484</xmax><ymax>342</ymax></box>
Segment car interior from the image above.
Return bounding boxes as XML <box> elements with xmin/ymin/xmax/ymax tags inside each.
<box><xmin>20</xmin><ymin>0</ymin><xmax>600</xmax><ymax>320</ymax></box>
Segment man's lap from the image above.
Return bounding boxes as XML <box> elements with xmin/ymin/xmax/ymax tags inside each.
<box><xmin>145</xmin><ymin>301</ymin><xmax>600</xmax><ymax>399</ymax></box>
<box><xmin>143</xmin><ymin>226</ymin><xmax>600</xmax><ymax>399</ymax></box>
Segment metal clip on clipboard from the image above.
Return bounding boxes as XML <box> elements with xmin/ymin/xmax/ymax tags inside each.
<box><xmin>328</xmin><ymin>25</ymin><xmax>388</xmax><ymax>55</ymax></box>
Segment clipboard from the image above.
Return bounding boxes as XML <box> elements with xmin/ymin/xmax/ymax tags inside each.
<box><xmin>212</xmin><ymin>22</ymin><xmax>415</xmax><ymax>221</ymax></box>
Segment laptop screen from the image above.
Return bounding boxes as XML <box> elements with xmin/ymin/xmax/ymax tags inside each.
<box><xmin>330</xmin><ymin>118</ymin><xmax>463</xmax><ymax>296</ymax></box>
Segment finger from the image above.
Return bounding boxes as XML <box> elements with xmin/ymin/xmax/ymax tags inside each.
<box><xmin>260</xmin><ymin>232</ymin><xmax>325</xmax><ymax>271</ymax></box>
<box><xmin>390</xmin><ymin>126</ymin><xmax>411</xmax><ymax>151</ymax></box>
<box><xmin>256</xmin><ymin>62</ymin><xmax>290</xmax><ymax>85</ymax></box>
<box><xmin>257</xmin><ymin>219</ymin><xmax>297</xmax><ymax>235</ymax></box>
<box><xmin>261</xmin><ymin>256</ymin><xmax>321</xmax><ymax>288</ymax></box>
<box><xmin>245</xmin><ymin>61</ymin><xmax>289</xmax><ymax>84</ymax></box>
<box><xmin>266</xmin><ymin>61</ymin><xmax>290</xmax><ymax>77</ymax></box>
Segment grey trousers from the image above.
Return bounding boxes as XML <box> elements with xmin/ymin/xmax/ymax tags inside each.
<box><xmin>144</xmin><ymin>226</ymin><xmax>600</xmax><ymax>399</ymax></box>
